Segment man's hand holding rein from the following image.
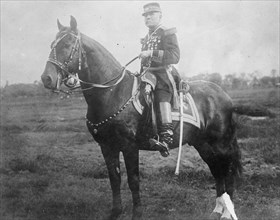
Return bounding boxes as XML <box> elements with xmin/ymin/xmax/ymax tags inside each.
<box><xmin>139</xmin><ymin>50</ymin><xmax>152</xmax><ymax>59</ymax></box>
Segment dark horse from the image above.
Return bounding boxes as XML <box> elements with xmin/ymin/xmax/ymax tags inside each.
<box><xmin>41</xmin><ymin>16</ymin><xmax>250</xmax><ymax>220</ymax></box>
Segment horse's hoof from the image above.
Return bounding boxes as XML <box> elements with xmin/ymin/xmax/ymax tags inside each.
<box><xmin>132</xmin><ymin>214</ymin><xmax>142</xmax><ymax>220</ymax></box>
<box><xmin>209</xmin><ymin>212</ymin><xmax>222</xmax><ymax>220</ymax></box>
<box><xmin>132</xmin><ymin>205</ymin><xmax>143</xmax><ymax>220</ymax></box>
<box><xmin>107</xmin><ymin>207</ymin><xmax>122</xmax><ymax>220</ymax></box>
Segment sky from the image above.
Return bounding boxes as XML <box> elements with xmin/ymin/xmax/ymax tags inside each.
<box><xmin>1</xmin><ymin>0</ymin><xmax>279</xmax><ymax>86</ymax></box>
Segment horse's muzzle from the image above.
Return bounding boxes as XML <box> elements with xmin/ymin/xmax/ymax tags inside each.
<box><xmin>41</xmin><ymin>74</ymin><xmax>53</xmax><ymax>89</ymax></box>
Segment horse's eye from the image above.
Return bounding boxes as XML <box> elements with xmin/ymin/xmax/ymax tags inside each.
<box><xmin>63</xmin><ymin>42</ymin><xmax>71</xmax><ymax>48</ymax></box>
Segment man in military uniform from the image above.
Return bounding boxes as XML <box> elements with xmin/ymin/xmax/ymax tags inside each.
<box><xmin>139</xmin><ymin>2</ymin><xmax>180</xmax><ymax>157</ymax></box>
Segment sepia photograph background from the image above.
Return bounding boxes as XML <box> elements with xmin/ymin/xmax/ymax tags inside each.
<box><xmin>1</xmin><ymin>1</ymin><xmax>279</xmax><ymax>220</ymax></box>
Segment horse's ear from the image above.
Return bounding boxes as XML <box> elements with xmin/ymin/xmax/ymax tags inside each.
<box><xmin>57</xmin><ymin>19</ymin><xmax>64</xmax><ymax>31</ymax></box>
<box><xmin>70</xmin><ymin>15</ymin><xmax>77</xmax><ymax>32</ymax></box>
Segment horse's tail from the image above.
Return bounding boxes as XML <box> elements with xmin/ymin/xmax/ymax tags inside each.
<box><xmin>229</xmin><ymin>116</ymin><xmax>243</xmax><ymax>179</ymax></box>
<box><xmin>231</xmin><ymin>138</ymin><xmax>243</xmax><ymax>179</ymax></box>
<box><xmin>232</xmin><ymin>103</ymin><xmax>275</xmax><ymax>118</ymax></box>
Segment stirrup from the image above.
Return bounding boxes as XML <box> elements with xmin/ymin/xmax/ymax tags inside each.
<box><xmin>149</xmin><ymin>138</ymin><xmax>170</xmax><ymax>157</ymax></box>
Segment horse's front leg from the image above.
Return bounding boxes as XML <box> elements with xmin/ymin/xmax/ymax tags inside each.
<box><xmin>101</xmin><ymin>145</ymin><xmax>122</xmax><ymax>220</ymax></box>
<box><xmin>123</xmin><ymin>145</ymin><xmax>142</xmax><ymax>220</ymax></box>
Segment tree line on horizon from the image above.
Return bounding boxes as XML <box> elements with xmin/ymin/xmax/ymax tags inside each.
<box><xmin>185</xmin><ymin>69</ymin><xmax>279</xmax><ymax>90</ymax></box>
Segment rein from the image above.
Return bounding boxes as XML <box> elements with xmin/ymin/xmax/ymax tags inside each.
<box><xmin>48</xmin><ymin>30</ymin><xmax>148</xmax><ymax>130</ymax></box>
<box><xmin>74</xmin><ymin>55</ymin><xmax>139</xmax><ymax>89</ymax></box>
<box><xmin>48</xmin><ymin>30</ymin><xmax>141</xmax><ymax>93</ymax></box>
<box><xmin>55</xmin><ymin>55</ymin><xmax>139</xmax><ymax>94</ymax></box>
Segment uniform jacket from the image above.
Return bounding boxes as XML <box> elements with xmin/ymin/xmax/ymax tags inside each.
<box><xmin>141</xmin><ymin>25</ymin><xmax>180</xmax><ymax>101</ymax></box>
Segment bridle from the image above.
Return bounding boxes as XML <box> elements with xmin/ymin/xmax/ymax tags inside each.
<box><xmin>47</xmin><ymin>29</ymin><xmax>150</xmax><ymax>131</ymax></box>
<box><xmin>47</xmin><ymin>30</ymin><xmax>142</xmax><ymax>94</ymax></box>
<box><xmin>48</xmin><ymin>31</ymin><xmax>83</xmax><ymax>92</ymax></box>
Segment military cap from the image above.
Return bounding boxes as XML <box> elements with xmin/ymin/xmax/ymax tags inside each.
<box><xmin>142</xmin><ymin>2</ymin><xmax>162</xmax><ymax>16</ymax></box>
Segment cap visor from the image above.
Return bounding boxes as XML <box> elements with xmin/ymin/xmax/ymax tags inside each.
<box><xmin>142</xmin><ymin>10</ymin><xmax>161</xmax><ymax>16</ymax></box>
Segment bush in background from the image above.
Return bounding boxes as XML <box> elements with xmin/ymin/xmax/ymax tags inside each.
<box><xmin>1</xmin><ymin>82</ymin><xmax>49</xmax><ymax>97</ymax></box>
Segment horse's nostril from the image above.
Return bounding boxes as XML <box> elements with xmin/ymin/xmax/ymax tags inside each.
<box><xmin>41</xmin><ymin>75</ymin><xmax>52</xmax><ymax>87</ymax></box>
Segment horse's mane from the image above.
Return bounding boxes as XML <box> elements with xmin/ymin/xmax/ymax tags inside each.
<box><xmin>81</xmin><ymin>33</ymin><xmax>123</xmax><ymax>74</ymax></box>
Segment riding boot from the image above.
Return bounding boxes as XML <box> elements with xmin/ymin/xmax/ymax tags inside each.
<box><xmin>149</xmin><ymin>102</ymin><xmax>173</xmax><ymax>157</ymax></box>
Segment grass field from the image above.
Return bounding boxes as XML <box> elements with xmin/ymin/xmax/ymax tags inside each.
<box><xmin>1</xmin><ymin>88</ymin><xmax>279</xmax><ymax>220</ymax></box>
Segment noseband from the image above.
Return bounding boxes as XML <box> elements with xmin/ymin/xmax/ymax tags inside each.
<box><xmin>47</xmin><ymin>30</ymin><xmax>141</xmax><ymax>93</ymax></box>
<box><xmin>47</xmin><ymin>31</ymin><xmax>83</xmax><ymax>90</ymax></box>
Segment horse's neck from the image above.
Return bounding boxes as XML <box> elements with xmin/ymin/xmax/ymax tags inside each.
<box><xmin>81</xmin><ymin>34</ymin><xmax>123</xmax><ymax>83</ymax></box>
<box><xmin>79</xmin><ymin>34</ymin><xmax>135</xmax><ymax>123</ymax></box>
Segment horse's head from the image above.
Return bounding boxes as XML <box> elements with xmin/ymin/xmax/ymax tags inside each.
<box><xmin>41</xmin><ymin>16</ymin><xmax>82</xmax><ymax>91</ymax></box>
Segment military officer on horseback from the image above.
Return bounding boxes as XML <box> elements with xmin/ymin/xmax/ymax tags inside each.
<box><xmin>139</xmin><ymin>2</ymin><xmax>181</xmax><ymax>157</ymax></box>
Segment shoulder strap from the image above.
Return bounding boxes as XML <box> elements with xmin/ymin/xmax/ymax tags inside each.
<box><xmin>158</xmin><ymin>26</ymin><xmax>177</xmax><ymax>35</ymax></box>
<box><xmin>163</xmin><ymin>27</ymin><xmax>177</xmax><ymax>36</ymax></box>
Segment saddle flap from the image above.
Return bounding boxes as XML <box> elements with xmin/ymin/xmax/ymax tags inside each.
<box><xmin>141</xmin><ymin>71</ymin><xmax>157</xmax><ymax>90</ymax></box>
<box><xmin>133</xmin><ymin>80</ymin><xmax>200</xmax><ymax>129</ymax></box>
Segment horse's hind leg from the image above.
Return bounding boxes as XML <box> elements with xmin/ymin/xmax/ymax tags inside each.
<box><xmin>220</xmin><ymin>137</ymin><xmax>241</xmax><ymax>220</ymax></box>
<box><xmin>225</xmin><ymin>137</ymin><xmax>241</xmax><ymax>198</ymax></box>
<box><xmin>208</xmin><ymin>157</ymin><xmax>229</xmax><ymax>220</ymax></box>
<box><xmin>206</xmin><ymin>154</ymin><xmax>226</xmax><ymax>219</ymax></box>
<box><xmin>123</xmin><ymin>146</ymin><xmax>142</xmax><ymax>220</ymax></box>
<box><xmin>100</xmin><ymin>145</ymin><xmax>122</xmax><ymax>220</ymax></box>
<box><xmin>195</xmin><ymin>143</ymin><xmax>225</xmax><ymax>219</ymax></box>
<box><xmin>204</xmin><ymin>140</ymin><xmax>240</xmax><ymax>220</ymax></box>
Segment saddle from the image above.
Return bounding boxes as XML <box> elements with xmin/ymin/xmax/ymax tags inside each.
<box><xmin>135</xmin><ymin>69</ymin><xmax>190</xmax><ymax>149</ymax></box>
<box><xmin>140</xmin><ymin>66</ymin><xmax>189</xmax><ymax>109</ymax></box>
<box><xmin>140</xmin><ymin>66</ymin><xmax>190</xmax><ymax>105</ymax></box>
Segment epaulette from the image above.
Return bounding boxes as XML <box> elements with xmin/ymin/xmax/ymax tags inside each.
<box><xmin>159</xmin><ymin>26</ymin><xmax>177</xmax><ymax>36</ymax></box>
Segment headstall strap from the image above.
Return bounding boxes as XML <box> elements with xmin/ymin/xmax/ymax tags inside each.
<box><xmin>47</xmin><ymin>31</ymin><xmax>85</xmax><ymax>93</ymax></box>
<box><xmin>48</xmin><ymin>31</ymin><xmax>144</xmax><ymax>130</ymax></box>
<box><xmin>49</xmin><ymin>30</ymin><xmax>137</xmax><ymax>91</ymax></box>
<box><xmin>48</xmin><ymin>31</ymin><xmax>82</xmax><ymax>76</ymax></box>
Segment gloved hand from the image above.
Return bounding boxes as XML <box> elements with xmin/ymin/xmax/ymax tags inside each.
<box><xmin>139</xmin><ymin>50</ymin><xmax>152</xmax><ymax>59</ymax></box>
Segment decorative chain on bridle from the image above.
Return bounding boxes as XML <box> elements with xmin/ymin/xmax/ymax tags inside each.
<box><xmin>48</xmin><ymin>31</ymin><xmax>150</xmax><ymax>131</ymax></box>
<box><xmin>48</xmin><ymin>31</ymin><xmax>143</xmax><ymax>93</ymax></box>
